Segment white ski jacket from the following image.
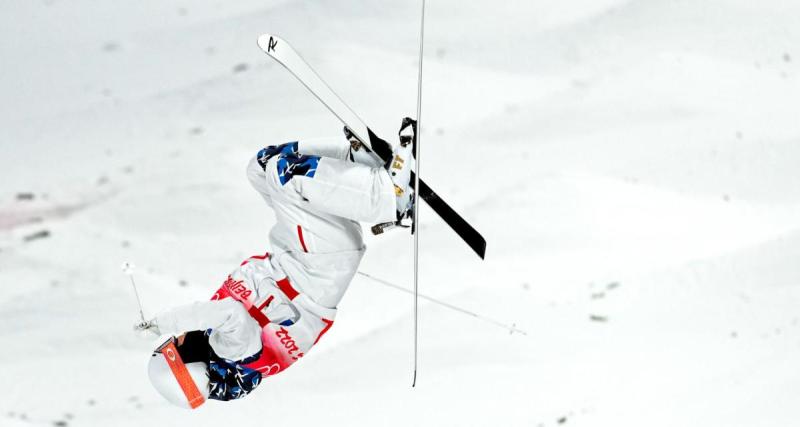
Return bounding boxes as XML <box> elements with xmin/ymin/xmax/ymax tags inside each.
<box><xmin>157</xmin><ymin>254</ymin><xmax>339</xmax><ymax>375</ymax></box>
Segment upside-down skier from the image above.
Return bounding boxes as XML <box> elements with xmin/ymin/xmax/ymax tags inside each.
<box><xmin>135</xmin><ymin>119</ymin><xmax>417</xmax><ymax>408</ymax></box>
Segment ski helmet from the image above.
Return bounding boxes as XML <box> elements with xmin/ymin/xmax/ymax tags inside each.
<box><xmin>148</xmin><ymin>339</ymin><xmax>210</xmax><ymax>409</ymax></box>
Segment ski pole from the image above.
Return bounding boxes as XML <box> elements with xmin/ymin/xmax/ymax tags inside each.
<box><xmin>411</xmin><ymin>0</ymin><xmax>427</xmax><ymax>390</ymax></box>
<box><xmin>121</xmin><ymin>261</ymin><xmax>146</xmax><ymax>322</ymax></box>
<box><xmin>357</xmin><ymin>271</ymin><xmax>527</xmax><ymax>336</ymax></box>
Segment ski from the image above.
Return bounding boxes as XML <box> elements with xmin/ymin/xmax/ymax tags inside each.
<box><xmin>256</xmin><ymin>33</ymin><xmax>486</xmax><ymax>259</ymax></box>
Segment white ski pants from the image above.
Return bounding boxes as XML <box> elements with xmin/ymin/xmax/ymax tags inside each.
<box><xmin>245</xmin><ymin>137</ymin><xmax>396</xmax><ymax>308</ymax></box>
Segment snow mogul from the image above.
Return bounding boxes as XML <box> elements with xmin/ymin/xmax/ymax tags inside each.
<box><xmin>135</xmin><ymin>119</ymin><xmax>416</xmax><ymax>408</ymax></box>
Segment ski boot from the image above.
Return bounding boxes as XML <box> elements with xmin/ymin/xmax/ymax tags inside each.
<box><xmin>372</xmin><ymin>117</ymin><xmax>417</xmax><ymax>235</ymax></box>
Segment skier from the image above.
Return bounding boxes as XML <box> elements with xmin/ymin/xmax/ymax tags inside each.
<box><xmin>135</xmin><ymin>119</ymin><xmax>417</xmax><ymax>408</ymax></box>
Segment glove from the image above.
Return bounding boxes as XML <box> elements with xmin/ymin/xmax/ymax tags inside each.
<box><xmin>133</xmin><ymin>319</ymin><xmax>161</xmax><ymax>338</ymax></box>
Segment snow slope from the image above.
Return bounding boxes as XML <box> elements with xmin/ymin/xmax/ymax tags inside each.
<box><xmin>2</xmin><ymin>0</ymin><xmax>800</xmax><ymax>426</ymax></box>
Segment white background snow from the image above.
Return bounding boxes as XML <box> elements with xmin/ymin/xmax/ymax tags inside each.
<box><xmin>2</xmin><ymin>0</ymin><xmax>800</xmax><ymax>426</ymax></box>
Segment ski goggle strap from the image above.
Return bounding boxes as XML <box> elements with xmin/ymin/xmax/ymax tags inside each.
<box><xmin>157</xmin><ymin>338</ymin><xmax>206</xmax><ymax>409</ymax></box>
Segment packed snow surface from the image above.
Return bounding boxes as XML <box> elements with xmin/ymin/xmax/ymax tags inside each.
<box><xmin>2</xmin><ymin>0</ymin><xmax>800</xmax><ymax>426</ymax></box>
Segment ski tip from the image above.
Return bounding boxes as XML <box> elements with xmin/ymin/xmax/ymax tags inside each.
<box><xmin>257</xmin><ymin>33</ymin><xmax>283</xmax><ymax>53</ymax></box>
<box><xmin>474</xmin><ymin>239</ymin><xmax>487</xmax><ymax>260</ymax></box>
<box><xmin>256</xmin><ymin>34</ymin><xmax>272</xmax><ymax>50</ymax></box>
